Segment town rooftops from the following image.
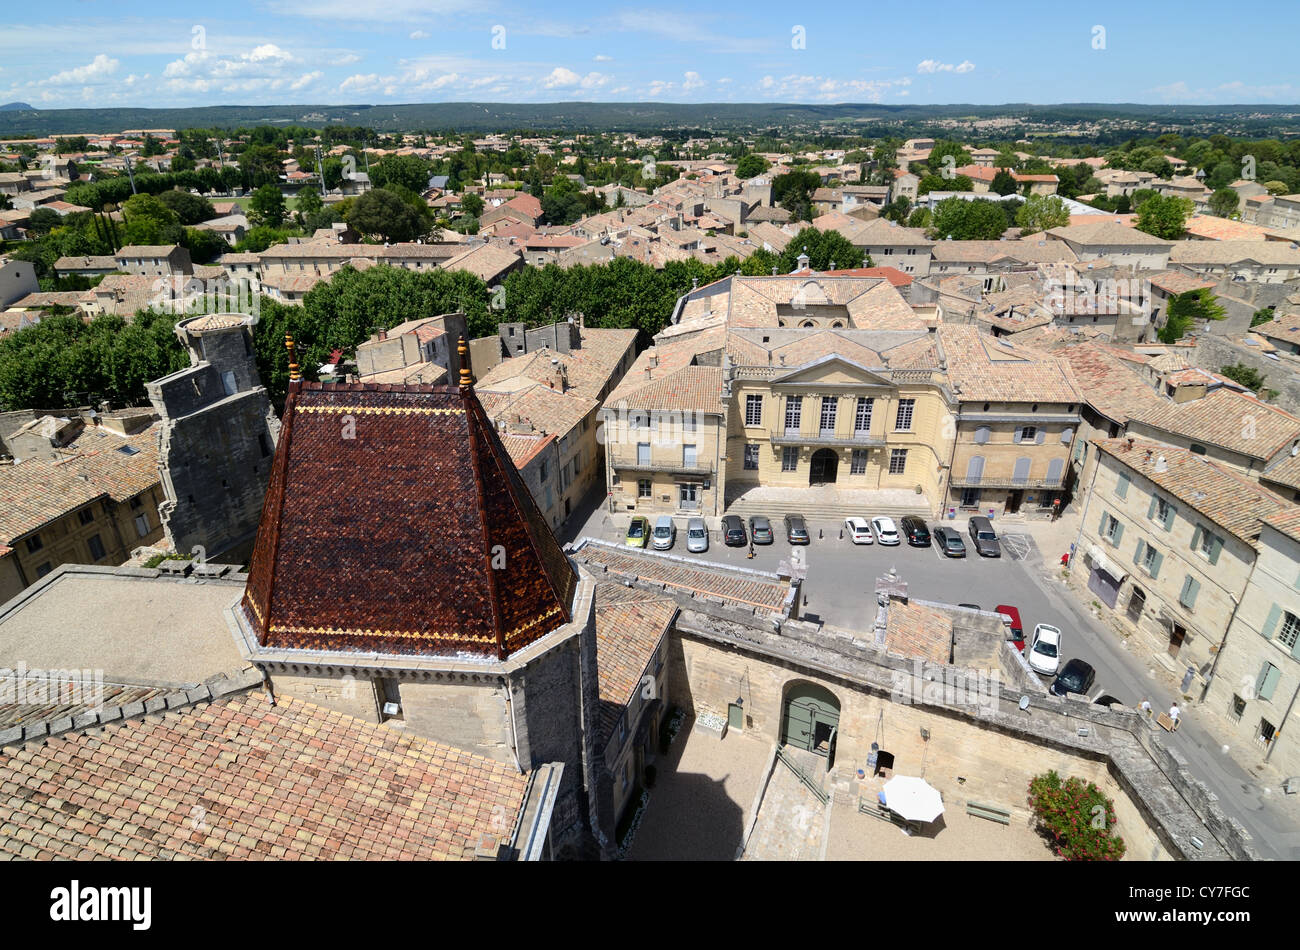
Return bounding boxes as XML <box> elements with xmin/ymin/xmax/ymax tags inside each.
<box><xmin>1093</xmin><ymin>438</ymin><xmax>1284</xmax><ymax>543</ymax></box>
<box><xmin>593</xmin><ymin>581</ymin><xmax>677</xmax><ymax>749</ymax></box>
<box><xmin>939</xmin><ymin>325</ymin><xmax>1081</xmax><ymax>403</ymax></box>
<box><xmin>1128</xmin><ymin>387</ymin><xmax>1300</xmax><ymax>461</ymax></box>
<box><xmin>239</xmin><ymin>380</ymin><xmax>578</xmax><ymax>660</ymax></box>
<box><xmin>1262</xmin><ymin>505</ymin><xmax>1300</xmax><ymax>544</ymax></box>
<box><xmin>1046</xmin><ymin>221</ymin><xmax>1173</xmax><ymax>247</ymax></box>
<box><xmin>1169</xmin><ymin>240</ymin><xmax>1300</xmax><ymax>266</ymax></box>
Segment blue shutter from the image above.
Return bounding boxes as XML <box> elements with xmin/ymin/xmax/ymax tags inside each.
<box><xmin>1149</xmin><ymin>549</ymin><xmax>1163</xmax><ymax>579</ymax></box>
<box><xmin>1112</xmin><ymin>521</ymin><xmax>1124</xmax><ymax>546</ymax></box>
<box><xmin>1261</xmin><ymin>604</ymin><xmax>1282</xmax><ymax>640</ymax></box>
<box><xmin>1098</xmin><ymin>511</ymin><xmax>1109</xmax><ymax>537</ymax></box>
<box><xmin>1116</xmin><ymin>471</ymin><xmax>1130</xmax><ymax>499</ymax></box>
<box><xmin>1162</xmin><ymin>504</ymin><xmax>1176</xmax><ymax>532</ymax></box>
<box><xmin>1190</xmin><ymin>524</ymin><xmax>1203</xmax><ymax>553</ymax></box>
<box><xmin>1035</xmin><ymin>429</ymin><xmax>1047</xmax><ymax>445</ymax></box>
<box><xmin>1257</xmin><ymin>663</ymin><xmax>1281</xmax><ymax>701</ymax></box>
<box><xmin>1208</xmin><ymin>534</ymin><xmax>1222</xmax><ymax>566</ymax></box>
<box><xmin>1180</xmin><ymin>575</ymin><xmax>1200</xmax><ymax>609</ymax></box>
<box><xmin>1013</xmin><ymin>428</ymin><xmax>1024</xmax><ymax>444</ymax></box>
<box><xmin>1133</xmin><ymin>539</ymin><xmax>1146</xmax><ymax>565</ymax></box>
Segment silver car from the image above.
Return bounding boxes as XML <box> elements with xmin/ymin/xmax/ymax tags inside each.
<box><xmin>652</xmin><ymin>515</ymin><xmax>676</xmax><ymax>550</ymax></box>
<box><xmin>686</xmin><ymin>517</ymin><xmax>709</xmax><ymax>553</ymax></box>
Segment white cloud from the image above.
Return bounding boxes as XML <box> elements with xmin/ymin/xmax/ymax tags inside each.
<box><xmin>542</xmin><ymin>67</ymin><xmax>610</xmax><ymax>90</ymax></box>
<box><xmin>290</xmin><ymin>71</ymin><xmax>323</xmax><ymax>90</ymax></box>
<box><xmin>756</xmin><ymin>73</ymin><xmax>912</xmax><ymax>102</ymax></box>
<box><xmin>917</xmin><ymin>59</ymin><xmax>975</xmax><ymax>74</ymax></box>
<box><xmin>682</xmin><ymin>71</ymin><xmax>705</xmax><ymax>91</ymax></box>
<box><xmin>410</xmin><ymin>30</ymin><xmax>430</xmax><ymax>39</ymax></box>
<box><xmin>594</xmin><ymin>54</ymin><xmax>613</xmax><ymax>62</ymax></box>
<box><xmin>330</xmin><ymin>52</ymin><xmax>362</xmax><ymax>66</ymax></box>
<box><xmin>43</xmin><ymin>54</ymin><xmax>119</xmax><ymax>85</ymax></box>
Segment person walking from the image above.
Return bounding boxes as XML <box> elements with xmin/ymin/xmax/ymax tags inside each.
<box><xmin>1139</xmin><ymin>699</ymin><xmax>1152</xmax><ymax>718</ymax></box>
<box><xmin>1169</xmin><ymin>702</ymin><xmax>1181</xmax><ymax>731</ymax></box>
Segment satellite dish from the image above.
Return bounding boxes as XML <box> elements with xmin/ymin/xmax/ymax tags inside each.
<box><xmin>1018</xmin><ymin>695</ymin><xmax>1031</xmax><ymax>711</ymax></box>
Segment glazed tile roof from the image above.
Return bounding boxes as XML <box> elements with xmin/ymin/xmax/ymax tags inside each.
<box><xmin>593</xmin><ymin>582</ymin><xmax>677</xmax><ymax>749</ymax></box>
<box><xmin>1128</xmin><ymin>388</ymin><xmax>1300</xmax><ymax>461</ymax></box>
<box><xmin>240</xmin><ymin>382</ymin><xmax>577</xmax><ymax>659</ymax></box>
<box><xmin>0</xmin><ymin>692</ymin><xmax>530</xmax><ymax>860</ymax></box>
<box><xmin>1093</xmin><ymin>438</ymin><xmax>1284</xmax><ymax>542</ymax></box>
<box><xmin>0</xmin><ymin>424</ymin><xmax>161</xmax><ymax>545</ymax></box>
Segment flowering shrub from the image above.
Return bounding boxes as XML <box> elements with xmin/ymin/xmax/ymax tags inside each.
<box><xmin>1027</xmin><ymin>770</ymin><xmax>1126</xmax><ymax>861</ymax></box>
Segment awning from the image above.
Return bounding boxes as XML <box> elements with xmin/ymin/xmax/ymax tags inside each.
<box><xmin>1088</xmin><ymin>545</ymin><xmax>1127</xmax><ymax>583</ymax></box>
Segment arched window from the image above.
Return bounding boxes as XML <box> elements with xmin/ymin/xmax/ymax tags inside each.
<box><xmin>801</xmin><ymin>320</ymin><xmax>815</xmax><ymax>328</ymax></box>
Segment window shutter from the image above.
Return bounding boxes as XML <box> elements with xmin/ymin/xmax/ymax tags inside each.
<box><xmin>1112</xmin><ymin>521</ymin><xmax>1123</xmax><ymax>546</ymax></box>
<box><xmin>1035</xmin><ymin>429</ymin><xmax>1046</xmax><ymax>445</ymax></box>
<box><xmin>1261</xmin><ymin>603</ymin><xmax>1282</xmax><ymax>640</ymax></box>
<box><xmin>1257</xmin><ymin>663</ymin><xmax>1281</xmax><ymax>701</ymax></box>
<box><xmin>974</xmin><ymin>426</ymin><xmax>990</xmax><ymax>445</ymax></box>
<box><xmin>1060</xmin><ymin>427</ymin><xmax>1074</xmax><ymax>444</ymax></box>
<box><xmin>1190</xmin><ymin>525</ymin><xmax>1203</xmax><ymax>553</ymax></box>
<box><xmin>1013</xmin><ymin>428</ymin><xmax>1024</xmax><ymax>444</ymax></box>
<box><xmin>1149</xmin><ymin>549</ymin><xmax>1163</xmax><ymax>579</ymax></box>
<box><xmin>1147</xmin><ymin>494</ymin><xmax>1158</xmax><ymax>521</ymax></box>
<box><xmin>1208</xmin><ymin>534</ymin><xmax>1222</xmax><ymax>565</ymax></box>
<box><xmin>1162</xmin><ymin>504</ymin><xmax>1176</xmax><ymax>531</ymax></box>
<box><xmin>1098</xmin><ymin>511</ymin><xmax>1109</xmax><ymax>537</ymax></box>
<box><xmin>1116</xmin><ymin>472</ymin><xmax>1130</xmax><ymax>499</ymax></box>
<box><xmin>1133</xmin><ymin>539</ymin><xmax>1146</xmax><ymax>565</ymax></box>
<box><xmin>1180</xmin><ymin>575</ymin><xmax>1200</xmax><ymax>609</ymax></box>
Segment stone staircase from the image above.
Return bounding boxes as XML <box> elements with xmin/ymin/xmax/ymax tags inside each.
<box><xmin>724</xmin><ymin>485</ymin><xmax>933</xmax><ymax>524</ymax></box>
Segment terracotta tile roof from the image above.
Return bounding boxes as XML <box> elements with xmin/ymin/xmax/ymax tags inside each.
<box><xmin>594</xmin><ymin>582</ymin><xmax>676</xmax><ymax>748</ymax></box>
<box><xmin>1262</xmin><ymin>506</ymin><xmax>1300</xmax><ymax>543</ymax></box>
<box><xmin>1181</xmin><ymin>216</ymin><xmax>1273</xmax><ymax>241</ymax></box>
<box><xmin>1169</xmin><ymin>240</ymin><xmax>1300</xmax><ymax>266</ymax></box>
<box><xmin>0</xmin><ymin>424</ymin><xmax>161</xmax><ymax>544</ymax></box>
<box><xmin>1128</xmin><ymin>388</ymin><xmax>1300</xmax><ymax>461</ymax></box>
<box><xmin>885</xmin><ymin>600</ymin><xmax>952</xmax><ymax>664</ymax></box>
<box><xmin>1261</xmin><ymin>448</ymin><xmax>1300</xmax><ymax>492</ymax></box>
<box><xmin>1046</xmin><ymin>221</ymin><xmax>1173</xmax><ymax>247</ymax></box>
<box><xmin>1147</xmin><ymin>270</ymin><xmax>1218</xmax><ymax>295</ymax></box>
<box><xmin>240</xmin><ymin>382</ymin><xmax>577</xmax><ymax>659</ymax></box>
<box><xmin>1093</xmin><ymin>438</ymin><xmax>1284</xmax><ymax>542</ymax></box>
<box><xmin>0</xmin><ymin>692</ymin><xmax>530</xmax><ymax>860</ymax></box>
<box><xmin>440</xmin><ymin>244</ymin><xmax>521</xmax><ymax>282</ymax></box>
<box><xmin>572</xmin><ymin>540</ymin><xmax>791</xmax><ymax>615</ymax></box>
<box><xmin>939</xmin><ymin>325</ymin><xmax>1081</xmax><ymax>403</ymax></box>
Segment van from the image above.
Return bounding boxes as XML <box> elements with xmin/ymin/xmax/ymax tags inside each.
<box><xmin>967</xmin><ymin>516</ymin><xmax>1001</xmax><ymax>558</ymax></box>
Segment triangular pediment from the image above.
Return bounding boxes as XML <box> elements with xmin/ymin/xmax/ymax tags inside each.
<box><xmin>771</xmin><ymin>355</ymin><xmax>893</xmax><ymax>388</ymax></box>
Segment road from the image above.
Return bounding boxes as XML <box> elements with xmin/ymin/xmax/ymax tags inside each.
<box><xmin>564</xmin><ymin>501</ymin><xmax>1300</xmax><ymax>859</ymax></box>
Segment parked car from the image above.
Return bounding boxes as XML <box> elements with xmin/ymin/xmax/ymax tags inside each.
<box><xmin>995</xmin><ymin>604</ymin><xmax>1024</xmax><ymax>651</ymax></box>
<box><xmin>844</xmin><ymin>517</ymin><xmax>874</xmax><ymax>544</ymax></box>
<box><xmin>871</xmin><ymin>516</ymin><xmax>900</xmax><ymax>545</ymax></box>
<box><xmin>933</xmin><ymin>526</ymin><xmax>965</xmax><ymax>557</ymax></box>
<box><xmin>900</xmin><ymin>516</ymin><xmax>931</xmax><ymax>547</ymax></box>
<box><xmin>652</xmin><ymin>515</ymin><xmax>676</xmax><ymax>550</ymax></box>
<box><xmin>784</xmin><ymin>514</ymin><xmax>810</xmax><ymax>545</ymax></box>
<box><xmin>686</xmin><ymin>518</ymin><xmax>709</xmax><ymax>553</ymax></box>
<box><xmin>958</xmin><ymin>603</ymin><xmax>981</xmax><ymax>611</ymax></box>
<box><xmin>749</xmin><ymin>516</ymin><xmax>774</xmax><ymax>545</ymax></box>
<box><xmin>967</xmin><ymin>516</ymin><xmax>1001</xmax><ymax>558</ymax></box>
<box><xmin>625</xmin><ymin>516</ymin><xmax>650</xmax><ymax>548</ymax></box>
<box><xmin>1028</xmin><ymin>623</ymin><xmax>1062</xmax><ymax>676</ymax></box>
<box><xmin>721</xmin><ymin>514</ymin><xmax>747</xmax><ymax>546</ymax></box>
<box><xmin>1051</xmin><ymin>658</ymin><xmax>1096</xmax><ymax>697</ymax></box>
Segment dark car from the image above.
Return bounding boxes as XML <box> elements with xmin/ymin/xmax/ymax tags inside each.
<box><xmin>1050</xmin><ymin>658</ymin><xmax>1096</xmax><ymax>698</ymax></box>
<box><xmin>749</xmin><ymin>516</ymin><xmax>774</xmax><ymax>545</ymax></box>
<box><xmin>967</xmin><ymin>516</ymin><xmax>1001</xmax><ymax>558</ymax></box>
<box><xmin>721</xmin><ymin>514</ymin><xmax>747</xmax><ymax>546</ymax></box>
<box><xmin>933</xmin><ymin>526</ymin><xmax>966</xmax><ymax>557</ymax></box>
<box><xmin>900</xmin><ymin>516</ymin><xmax>931</xmax><ymax>546</ymax></box>
<box><xmin>958</xmin><ymin>603</ymin><xmax>981</xmax><ymax>611</ymax></box>
<box><xmin>784</xmin><ymin>514</ymin><xmax>810</xmax><ymax>545</ymax></box>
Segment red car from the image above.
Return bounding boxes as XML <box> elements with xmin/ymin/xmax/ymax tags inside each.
<box><xmin>996</xmin><ymin>604</ymin><xmax>1024</xmax><ymax>652</ymax></box>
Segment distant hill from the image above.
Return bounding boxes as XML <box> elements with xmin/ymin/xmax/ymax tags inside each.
<box><xmin>0</xmin><ymin>101</ymin><xmax>1297</xmax><ymax>138</ymax></box>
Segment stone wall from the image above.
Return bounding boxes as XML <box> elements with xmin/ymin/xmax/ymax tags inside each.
<box><xmin>1192</xmin><ymin>334</ymin><xmax>1300</xmax><ymax>415</ymax></box>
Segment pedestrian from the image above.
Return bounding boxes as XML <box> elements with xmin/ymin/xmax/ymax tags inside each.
<box><xmin>1139</xmin><ymin>699</ymin><xmax>1152</xmax><ymax>717</ymax></box>
<box><xmin>1169</xmin><ymin>702</ymin><xmax>1181</xmax><ymax>730</ymax></box>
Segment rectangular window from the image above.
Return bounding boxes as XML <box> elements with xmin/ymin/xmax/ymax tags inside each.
<box><xmin>960</xmin><ymin>487</ymin><xmax>980</xmax><ymax>508</ymax></box>
<box><xmin>1154</xmin><ymin>497</ymin><xmax>1170</xmax><ymax>527</ymax></box>
<box><xmin>25</xmin><ymin>535</ymin><xmax>42</xmax><ymax>553</ymax></box>
<box><xmin>745</xmin><ymin>394</ymin><xmax>763</xmax><ymax>427</ymax></box>
<box><xmin>854</xmin><ymin>397</ymin><xmax>873</xmax><ymax>433</ymax></box>
<box><xmin>35</xmin><ymin>562</ymin><xmax>52</xmax><ymax>578</ymax></box>
<box><xmin>134</xmin><ymin>513</ymin><xmax>150</xmax><ymax>538</ymax></box>
<box><xmin>744</xmin><ymin>444</ymin><xmax>760</xmax><ymax>470</ymax></box>
<box><xmin>683</xmin><ymin>444</ymin><xmax>697</xmax><ymax>468</ymax></box>
<box><xmin>819</xmin><ymin>396</ymin><xmax>838</xmax><ymax>435</ymax></box>
<box><xmin>637</xmin><ymin>442</ymin><xmax>650</xmax><ymax>465</ymax></box>
<box><xmin>1018</xmin><ymin>426</ymin><xmax>1037</xmax><ymax>442</ymax></box>
<box><xmin>850</xmin><ymin>449</ymin><xmax>868</xmax><ymax>474</ymax></box>
<box><xmin>1259</xmin><ymin>719</ymin><xmax>1277</xmax><ymax>746</ymax></box>
<box><xmin>1229</xmin><ymin>694</ymin><xmax>1246</xmax><ymax>723</ymax></box>
<box><xmin>782</xmin><ymin>447</ymin><xmax>798</xmax><ymax>472</ymax></box>
<box><xmin>1101</xmin><ymin>512</ymin><xmax>1123</xmax><ymax>545</ymax></box>
<box><xmin>1141</xmin><ymin>543</ymin><xmax>1158</xmax><ymax>573</ymax></box>
<box><xmin>889</xmin><ymin>449</ymin><xmax>908</xmax><ymax>474</ymax></box>
<box><xmin>77</xmin><ymin>508</ymin><xmax>95</xmax><ymax>526</ymax></box>
<box><xmin>784</xmin><ymin>396</ymin><xmax>802</xmax><ymax>433</ymax></box>
<box><xmin>539</xmin><ymin>459</ymin><xmax>548</xmax><ymax>482</ymax></box>
<box><xmin>87</xmin><ymin>534</ymin><xmax>106</xmax><ymax>561</ymax></box>
<box><xmin>1279</xmin><ymin>611</ymin><xmax>1299</xmax><ymax>650</ymax></box>
<box><xmin>637</xmin><ymin>479</ymin><xmax>652</xmax><ymax>498</ymax></box>
<box><xmin>895</xmin><ymin>399</ymin><xmax>915</xmax><ymax>431</ymax></box>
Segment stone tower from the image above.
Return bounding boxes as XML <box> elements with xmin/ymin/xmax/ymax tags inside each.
<box><xmin>146</xmin><ymin>313</ymin><xmax>282</xmax><ymax>563</ymax></box>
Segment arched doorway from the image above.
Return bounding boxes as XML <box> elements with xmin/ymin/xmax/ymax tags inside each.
<box><xmin>809</xmin><ymin>448</ymin><xmax>838</xmax><ymax>485</ymax></box>
<box><xmin>781</xmin><ymin>681</ymin><xmax>841</xmax><ymax>767</ymax></box>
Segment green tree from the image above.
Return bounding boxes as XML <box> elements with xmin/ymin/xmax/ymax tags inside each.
<box><xmin>1218</xmin><ymin>363</ymin><xmax>1268</xmax><ymax>392</ymax></box>
<box><xmin>1159</xmin><ymin>289</ymin><xmax>1226</xmax><ymax>343</ymax></box>
<box><xmin>778</xmin><ymin>227</ymin><xmax>865</xmax><ymax>272</ymax></box>
<box><xmin>294</xmin><ymin>186</ymin><xmax>323</xmax><ymax>226</ymax></box>
<box><xmin>461</xmin><ymin>192</ymin><xmax>485</xmax><ymax>217</ymax></box>
<box><xmin>121</xmin><ymin>192</ymin><xmax>184</xmax><ymax>246</ymax></box>
<box><xmin>736</xmin><ymin>154</ymin><xmax>770</xmax><ymax>179</ymax></box>
<box><xmin>990</xmin><ymin>169</ymin><xmax>1018</xmax><ymax>196</ymax></box>
<box><xmin>771</xmin><ymin>169</ymin><xmax>822</xmax><ymax>221</ymax></box>
<box><xmin>156</xmin><ymin>188</ymin><xmax>216</xmax><ymax>225</ymax></box>
<box><xmin>345</xmin><ymin>187</ymin><xmax>432</xmax><ymax>242</ymax></box>
<box><xmin>1027</xmin><ymin>770</ymin><xmax>1125</xmax><ymax>861</ymax></box>
<box><xmin>1208</xmin><ymin>188</ymin><xmax>1239</xmax><ymax>219</ymax></box>
<box><xmin>880</xmin><ymin>196</ymin><xmax>911</xmax><ymax>224</ymax></box>
<box><xmin>926</xmin><ymin>140</ymin><xmax>971</xmax><ymax>174</ymax></box>
<box><xmin>1251</xmin><ymin>307</ymin><xmax>1276</xmax><ymax>328</ymax></box>
<box><xmin>249</xmin><ymin>185</ymin><xmax>287</xmax><ymax>228</ymax></box>
<box><xmin>1016</xmin><ymin>194</ymin><xmax>1071</xmax><ymax>235</ymax></box>
<box><xmin>918</xmin><ymin>173</ymin><xmax>972</xmax><ymax>196</ymax></box>
<box><xmin>370</xmin><ymin>153</ymin><xmax>433</xmax><ymax>194</ymax></box>
<box><xmin>182</xmin><ymin>227</ymin><xmax>228</xmax><ymax>264</ymax></box>
<box><xmin>1137</xmin><ymin>194</ymin><xmax>1194</xmax><ymax>240</ymax></box>
<box><xmin>1129</xmin><ymin>188</ymin><xmax>1159</xmax><ymax>211</ymax></box>
<box><xmin>929</xmin><ymin>197</ymin><xmax>1008</xmax><ymax>240</ymax></box>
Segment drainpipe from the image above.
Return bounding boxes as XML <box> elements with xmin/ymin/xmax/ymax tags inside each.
<box><xmin>501</xmin><ymin>673</ymin><xmax>525</xmax><ymax>775</ymax></box>
<box><xmin>713</xmin><ymin>411</ymin><xmax>723</xmax><ymax>518</ymax></box>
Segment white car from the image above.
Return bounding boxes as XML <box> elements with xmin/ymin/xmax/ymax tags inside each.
<box><xmin>1028</xmin><ymin>623</ymin><xmax>1062</xmax><ymax>676</ymax></box>
<box><xmin>871</xmin><ymin>517</ymin><xmax>900</xmax><ymax>545</ymax></box>
<box><xmin>844</xmin><ymin>517</ymin><xmax>874</xmax><ymax>544</ymax></box>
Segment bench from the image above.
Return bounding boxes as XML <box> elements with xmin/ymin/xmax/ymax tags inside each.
<box><xmin>859</xmin><ymin>796</ymin><xmax>920</xmax><ymax>832</ymax></box>
<box><xmin>965</xmin><ymin>801</ymin><xmax>1011</xmax><ymax>825</ymax></box>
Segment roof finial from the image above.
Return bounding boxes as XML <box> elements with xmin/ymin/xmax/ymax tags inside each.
<box><xmin>285</xmin><ymin>333</ymin><xmax>301</xmax><ymax>386</ymax></box>
<box><xmin>458</xmin><ymin>336</ymin><xmax>473</xmax><ymax>388</ymax></box>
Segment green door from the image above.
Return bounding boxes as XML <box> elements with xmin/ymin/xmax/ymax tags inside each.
<box><xmin>728</xmin><ymin>703</ymin><xmax>743</xmax><ymax>730</ymax></box>
<box><xmin>781</xmin><ymin>682</ymin><xmax>841</xmax><ymax>755</ymax></box>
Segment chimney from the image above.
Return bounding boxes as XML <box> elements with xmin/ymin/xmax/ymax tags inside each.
<box><xmin>1154</xmin><ymin>455</ymin><xmax>1168</xmax><ymax>473</ymax></box>
<box><xmin>377</xmin><ymin>327</ymin><xmax>388</xmax><ymax>341</ymax></box>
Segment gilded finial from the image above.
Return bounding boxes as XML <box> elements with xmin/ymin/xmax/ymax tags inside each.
<box><xmin>458</xmin><ymin>336</ymin><xmax>473</xmax><ymax>388</ymax></box>
<box><xmin>286</xmin><ymin>333</ymin><xmax>301</xmax><ymax>382</ymax></box>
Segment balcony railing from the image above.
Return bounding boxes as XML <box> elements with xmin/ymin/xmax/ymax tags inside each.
<box><xmin>771</xmin><ymin>429</ymin><xmax>884</xmax><ymax>447</ymax></box>
<box><xmin>613</xmin><ymin>458</ymin><xmax>716</xmax><ymax>477</ymax></box>
<box><xmin>948</xmin><ymin>474</ymin><xmax>1065</xmax><ymax>489</ymax></box>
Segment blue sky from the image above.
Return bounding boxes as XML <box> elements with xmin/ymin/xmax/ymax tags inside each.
<box><xmin>3</xmin><ymin>0</ymin><xmax>1298</xmax><ymax>109</ymax></box>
